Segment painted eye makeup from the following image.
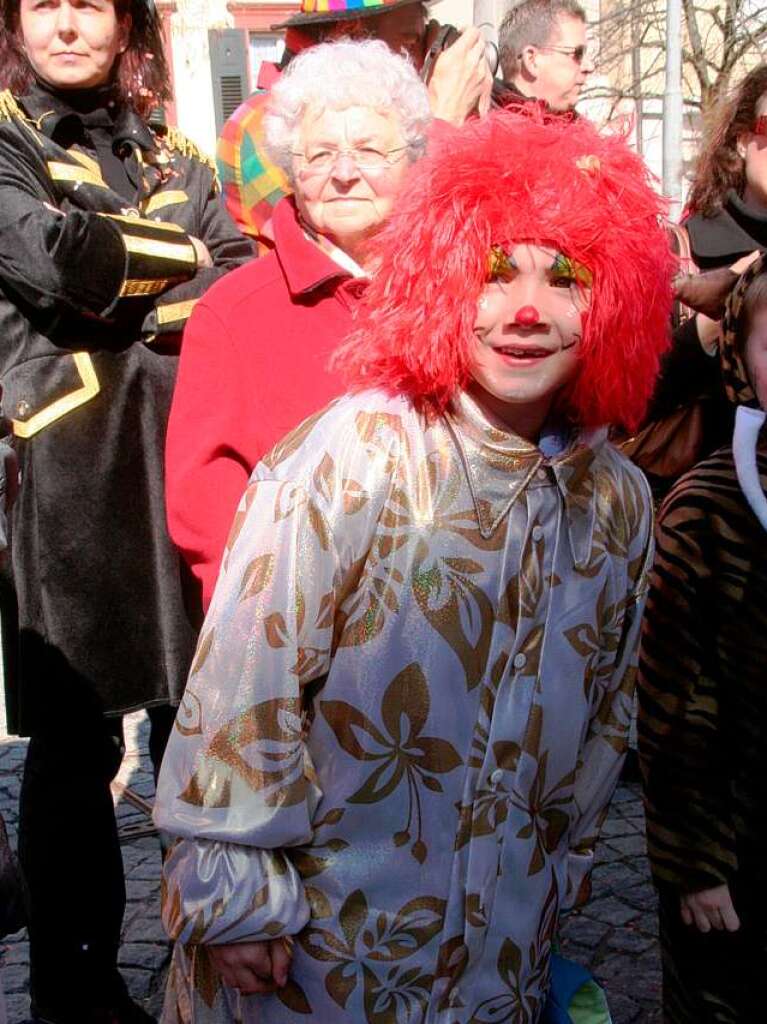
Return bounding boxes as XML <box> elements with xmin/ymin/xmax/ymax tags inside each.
<box><xmin>486</xmin><ymin>245</ymin><xmax>517</xmax><ymax>282</ymax></box>
<box><xmin>549</xmin><ymin>252</ymin><xmax>593</xmax><ymax>289</ymax></box>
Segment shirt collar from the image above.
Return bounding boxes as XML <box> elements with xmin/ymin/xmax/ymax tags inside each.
<box><xmin>273</xmin><ymin>196</ymin><xmax>360</xmax><ymax>297</ymax></box>
<box><xmin>446</xmin><ymin>391</ymin><xmax>608</xmax><ymax>568</ymax></box>
<box><xmin>20</xmin><ymin>83</ymin><xmax>155</xmax><ymax>152</ymax></box>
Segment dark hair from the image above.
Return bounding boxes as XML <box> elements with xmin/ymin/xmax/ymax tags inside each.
<box><xmin>687</xmin><ymin>64</ymin><xmax>767</xmax><ymax>218</ymax></box>
<box><xmin>0</xmin><ymin>0</ymin><xmax>171</xmax><ymax>118</ymax></box>
<box><xmin>498</xmin><ymin>0</ymin><xmax>586</xmax><ymax>80</ymax></box>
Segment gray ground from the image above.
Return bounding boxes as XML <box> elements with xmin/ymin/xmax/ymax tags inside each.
<box><xmin>0</xmin><ymin>712</ymin><xmax>662</xmax><ymax>1023</ymax></box>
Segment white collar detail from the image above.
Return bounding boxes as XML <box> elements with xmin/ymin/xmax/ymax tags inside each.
<box><xmin>733</xmin><ymin>404</ymin><xmax>767</xmax><ymax>533</ymax></box>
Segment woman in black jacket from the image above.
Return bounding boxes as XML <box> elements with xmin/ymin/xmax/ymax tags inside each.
<box><xmin>628</xmin><ymin>66</ymin><xmax>767</xmax><ymax>495</ymax></box>
<box><xmin>0</xmin><ymin>0</ymin><xmax>252</xmax><ymax>1020</ymax></box>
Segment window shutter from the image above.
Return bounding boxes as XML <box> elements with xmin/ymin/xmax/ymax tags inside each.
<box><xmin>209</xmin><ymin>28</ymin><xmax>249</xmax><ymax>134</ymax></box>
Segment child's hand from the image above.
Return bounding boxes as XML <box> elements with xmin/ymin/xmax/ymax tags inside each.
<box><xmin>208</xmin><ymin>936</ymin><xmax>293</xmax><ymax>994</ymax></box>
<box><xmin>680</xmin><ymin>885</ymin><xmax>740</xmax><ymax>933</ymax></box>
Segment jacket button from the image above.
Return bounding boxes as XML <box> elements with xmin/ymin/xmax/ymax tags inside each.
<box><xmin>513</xmin><ymin>652</ymin><xmax>527</xmax><ymax>670</ymax></box>
<box><xmin>16</xmin><ymin>400</ymin><xmax>30</xmax><ymax>418</ymax></box>
<box><xmin>490</xmin><ymin>768</ymin><xmax>503</xmax><ymax>786</ymax></box>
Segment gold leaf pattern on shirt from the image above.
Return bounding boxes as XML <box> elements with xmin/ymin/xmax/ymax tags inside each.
<box><xmin>511</xmin><ymin>751</ymin><xmax>575</xmax><ymax>876</ymax></box>
<box><xmin>261</xmin><ymin>402</ymin><xmax>334</xmax><ymax>471</ymax></box>
<box><xmin>189</xmin><ymin>629</ymin><xmax>214</xmax><ymax>677</ymax></box>
<box><xmin>412</xmin><ymin>539</ymin><xmax>494</xmax><ymax>692</ymax></box>
<box><xmin>178</xmin><ymin>697</ymin><xmax>306</xmax><ymax>809</ymax></box>
<box><xmin>468</xmin><ymin>875</ymin><xmax>558</xmax><ymax>1023</ymax></box>
<box><xmin>174</xmin><ymin>690</ymin><xmax>203</xmax><ymax>738</ymax></box>
<box><xmin>299</xmin><ymin>889</ymin><xmax>444</xmax><ymax>1021</ymax></box>
<box><xmin>239</xmin><ymin>552</ymin><xmax>274</xmax><ymax>599</ymax></box>
<box><xmin>321</xmin><ymin>663</ymin><xmax>462</xmax><ymax>863</ymax></box>
<box><xmin>354</xmin><ymin>410</ymin><xmax>410</xmax><ymax>472</ymax></box>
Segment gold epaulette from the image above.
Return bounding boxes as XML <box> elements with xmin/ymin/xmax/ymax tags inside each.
<box><xmin>0</xmin><ymin>90</ymin><xmax>24</xmax><ymax>123</ymax></box>
<box><xmin>162</xmin><ymin>126</ymin><xmax>217</xmax><ymax>175</ymax></box>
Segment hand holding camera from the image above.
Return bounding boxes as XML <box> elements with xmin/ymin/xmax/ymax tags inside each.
<box><xmin>423</xmin><ymin>23</ymin><xmax>495</xmax><ymax>125</ymax></box>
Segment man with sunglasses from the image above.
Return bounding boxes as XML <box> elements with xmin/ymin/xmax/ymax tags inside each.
<box><xmin>495</xmin><ymin>0</ymin><xmax>594</xmax><ymax>114</ymax></box>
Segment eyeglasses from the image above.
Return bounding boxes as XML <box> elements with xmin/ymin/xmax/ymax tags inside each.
<box><xmin>533</xmin><ymin>44</ymin><xmax>590</xmax><ymax>64</ymax></box>
<box><xmin>754</xmin><ymin>115</ymin><xmax>767</xmax><ymax>137</ymax></box>
<box><xmin>291</xmin><ymin>145</ymin><xmax>408</xmax><ymax>174</ymax></box>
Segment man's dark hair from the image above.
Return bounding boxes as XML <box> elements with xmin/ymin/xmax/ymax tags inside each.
<box><xmin>498</xmin><ymin>0</ymin><xmax>586</xmax><ymax>80</ymax></box>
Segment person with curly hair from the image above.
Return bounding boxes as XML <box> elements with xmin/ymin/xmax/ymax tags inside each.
<box><xmin>154</xmin><ymin>105</ymin><xmax>673</xmax><ymax>1024</ymax></box>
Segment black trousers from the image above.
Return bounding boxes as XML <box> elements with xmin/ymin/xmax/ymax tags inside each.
<box><xmin>18</xmin><ymin>697</ymin><xmax>176</xmax><ymax>1020</ymax></box>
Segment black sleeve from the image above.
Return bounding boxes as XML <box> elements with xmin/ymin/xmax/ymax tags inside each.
<box><xmin>144</xmin><ymin>168</ymin><xmax>255</xmax><ymax>340</ymax></box>
<box><xmin>644</xmin><ymin>316</ymin><xmax>721</xmax><ymax>424</ymax></box>
<box><xmin>0</xmin><ymin>132</ymin><xmax>198</xmax><ymax>319</ymax></box>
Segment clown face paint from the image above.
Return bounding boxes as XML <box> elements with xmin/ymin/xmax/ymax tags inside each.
<box><xmin>469</xmin><ymin>242</ymin><xmax>590</xmax><ymax>441</ymax></box>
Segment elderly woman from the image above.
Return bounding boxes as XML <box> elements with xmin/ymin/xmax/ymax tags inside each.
<box><xmin>0</xmin><ymin>0</ymin><xmax>251</xmax><ymax>1018</ymax></box>
<box><xmin>165</xmin><ymin>39</ymin><xmax>430</xmax><ymax>614</ymax></box>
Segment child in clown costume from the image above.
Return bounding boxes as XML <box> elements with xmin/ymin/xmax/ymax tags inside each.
<box><xmin>154</xmin><ymin>107</ymin><xmax>673</xmax><ymax>1024</ymax></box>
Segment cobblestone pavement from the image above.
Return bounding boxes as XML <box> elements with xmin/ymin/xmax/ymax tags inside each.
<box><xmin>0</xmin><ymin>715</ymin><xmax>662</xmax><ymax>1023</ymax></box>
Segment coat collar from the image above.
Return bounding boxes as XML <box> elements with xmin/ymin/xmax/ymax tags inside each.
<box><xmin>446</xmin><ymin>391</ymin><xmax>608</xmax><ymax>568</ymax></box>
<box><xmin>272</xmin><ymin>196</ymin><xmax>358</xmax><ymax>298</ymax></box>
<box><xmin>20</xmin><ymin>82</ymin><xmax>155</xmax><ymax>153</ymax></box>
<box><xmin>685</xmin><ymin>191</ymin><xmax>767</xmax><ymax>263</ymax></box>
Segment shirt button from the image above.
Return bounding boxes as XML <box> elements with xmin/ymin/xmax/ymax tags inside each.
<box><xmin>16</xmin><ymin>400</ymin><xmax>30</xmax><ymax>418</ymax></box>
<box><xmin>513</xmin><ymin>652</ymin><xmax>527</xmax><ymax>670</ymax></box>
<box><xmin>490</xmin><ymin>768</ymin><xmax>503</xmax><ymax>786</ymax></box>
<box><xmin>531</xmin><ymin>525</ymin><xmax>544</xmax><ymax>541</ymax></box>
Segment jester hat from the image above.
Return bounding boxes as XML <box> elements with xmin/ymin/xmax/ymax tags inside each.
<box><xmin>342</xmin><ymin>108</ymin><xmax>675</xmax><ymax>432</ymax></box>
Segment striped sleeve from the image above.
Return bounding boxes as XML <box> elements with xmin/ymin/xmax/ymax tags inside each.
<box><xmin>638</xmin><ymin>469</ymin><xmax>737</xmax><ymax>892</ymax></box>
<box><xmin>100</xmin><ymin>213</ymin><xmax>197</xmax><ymax>301</ymax></box>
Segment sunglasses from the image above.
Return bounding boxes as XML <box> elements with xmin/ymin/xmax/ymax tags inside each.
<box><xmin>754</xmin><ymin>115</ymin><xmax>767</xmax><ymax>137</ymax></box>
<box><xmin>534</xmin><ymin>44</ymin><xmax>589</xmax><ymax>64</ymax></box>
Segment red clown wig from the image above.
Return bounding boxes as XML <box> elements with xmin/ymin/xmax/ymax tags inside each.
<box><xmin>339</xmin><ymin>108</ymin><xmax>675</xmax><ymax>432</ymax></box>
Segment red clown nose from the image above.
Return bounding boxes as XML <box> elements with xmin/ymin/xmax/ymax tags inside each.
<box><xmin>514</xmin><ymin>305</ymin><xmax>541</xmax><ymax>327</ymax></box>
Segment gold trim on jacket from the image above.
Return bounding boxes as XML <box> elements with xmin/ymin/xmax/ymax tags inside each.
<box><xmin>11</xmin><ymin>352</ymin><xmax>100</xmax><ymax>438</ymax></box>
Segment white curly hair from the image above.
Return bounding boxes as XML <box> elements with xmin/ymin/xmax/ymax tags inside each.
<box><xmin>264</xmin><ymin>38</ymin><xmax>432</xmax><ymax>185</ymax></box>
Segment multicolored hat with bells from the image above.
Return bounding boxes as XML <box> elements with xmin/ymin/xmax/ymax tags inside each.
<box><xmin>273</xmin><ymin>0</ymin><xmax>431</xmax><ymax>29</ymax></box>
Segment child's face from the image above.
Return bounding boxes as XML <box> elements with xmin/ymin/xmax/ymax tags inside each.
<box><xmin>471</xmin><ymin>243</ymin><xmax>590</xmax><ymax>422</ymax></box>
<box><xmin>745</xmin><ymin>306</ymin><xmax>767</xmax><ymax>410</ymax></box>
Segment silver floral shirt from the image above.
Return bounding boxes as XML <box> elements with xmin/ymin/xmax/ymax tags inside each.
<box><xmin>154</xmin><ymin>389</ymin><xmax>653</xmax><ymax>1024</ymax></box>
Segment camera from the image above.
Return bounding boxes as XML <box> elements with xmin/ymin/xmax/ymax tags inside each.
<box><xmin>420</xmin><ymin>23</ymin><xmax>499</xmax><ymax>83</ymax></box>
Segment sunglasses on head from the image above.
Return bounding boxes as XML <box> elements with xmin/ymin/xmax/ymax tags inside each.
<box><xmin>754</xmin><ymin>115</ymin><xmax>767</xmax><ymax>137</ymax></box>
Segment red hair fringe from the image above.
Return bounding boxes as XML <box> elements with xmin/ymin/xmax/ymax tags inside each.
<box><xmin>337</xmin><ymin>108</ymin><xmax>674</xmax><ymax>432</ymax></box>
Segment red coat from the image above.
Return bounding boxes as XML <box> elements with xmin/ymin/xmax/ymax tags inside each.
<box><xmin>165</xmin><ymin>196</ymin><xmax>363</xmax><ymax>611</ymax></box>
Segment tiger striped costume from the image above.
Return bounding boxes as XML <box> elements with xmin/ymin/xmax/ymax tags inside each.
<box><xmin>639</xmin><ymin>255</ymin><xmax>767</xmax><ymax>1023</ymax></box>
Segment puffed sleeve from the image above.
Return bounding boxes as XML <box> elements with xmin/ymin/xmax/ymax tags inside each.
<box><xmin>154</xmin><ymin>398</ymin><xmax>399</xmax><ymax>945</ymax></box>
<box><xmin>0</xmin><ymin>132</ymin><xmax>198</xmax><ymax>317</ymax></box>
<box><xmin>563</xmin><ymin>468</ymin><xmax>654</xmax><ymax>910</ymax></box>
